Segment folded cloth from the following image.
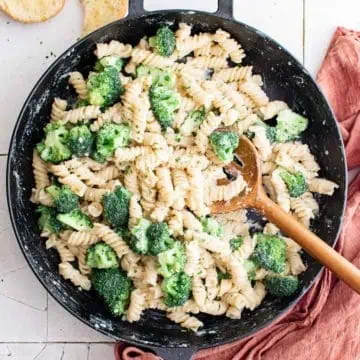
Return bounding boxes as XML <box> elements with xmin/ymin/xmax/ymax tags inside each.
<box><xmin>115</xmin><ymin>26</ymin><xmax>360</xmax><ymax>360</ymax></box>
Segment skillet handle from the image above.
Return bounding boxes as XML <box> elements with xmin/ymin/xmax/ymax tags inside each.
<box><xmin>215</xmin><ymin>0</ymin><xmax>233</xmax><ymax>19</ymax></box>
<box><xmin>128</xmin><ymin>0</ymin><xmax>145</xmax><ymax>17</ymax></box>
<box><xmin>149</xmin><ymin>346</ymin><xmax>197</xmax><ymax>360</ymax></box>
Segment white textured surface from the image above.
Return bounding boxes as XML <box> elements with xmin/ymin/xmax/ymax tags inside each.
<box><xmin>0</xmin><ymin>0</ymin><xmax>360</xmax><ymax>358</ymax></box>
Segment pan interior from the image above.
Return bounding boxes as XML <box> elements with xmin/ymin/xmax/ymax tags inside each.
<box><xmin>7</xmin><ymin>11</ymin><xmax>346</xmax><ymax>349</ymax></box>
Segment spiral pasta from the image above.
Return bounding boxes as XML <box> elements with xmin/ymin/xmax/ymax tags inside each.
<box><xmin>30</xmin><ymin>23</ymin><xmax>338</xmax><ymax>334</ymax></box>
<box><xmin>95</xmin><ymin>40</ymin><xmax>132</xmax><ymax>58</ymax></box>
<box><xmin>69</xmin><ymin>72</ymin><xmax>88</xmax><ymax>100</ymax></box>
<box><xmin>67</xmin><ymin>231</ymin><xmax>98</xmax><ymax>247</ymax></box>
<box><xmin>239</xmin><ymin>80</ymin><xmax>269</xmax><ymax>107</ymax></box>
<box><xmin>93</xmin><ymin>223</ymin><xmax>130</xmax><ymax>258</ymax></box>
<box><xmin>32</xmin><ymin>150</ymin><xmax>50</xmax><ymax>190</ymax></box>
<box><xmin>63</xmin><ymin>105</ymin><xmax>101</xmax><ymax>124</ymax></box>
<box><xmin>59</xmin><ymin>262</ymin><xmax>91</xmax><ymax>290</ymax></box>
<box><xmin>167</xmin><ymin>311</ymin><xmax>203</xmax><ymax>332</ymax></box>
<box><xmin>127</xmin><ymin>289</ymin><xmax>146</xmax><ymax>322</ymax></box>
<box><xmin>50</xmin><ymin>98</ymin><xmax>67</xmax><ymax>122</ymax></box>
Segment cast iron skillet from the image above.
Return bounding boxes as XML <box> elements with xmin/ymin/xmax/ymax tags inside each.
<box><xmin>7</xmin><ymin>0</ymin><xmax>347</xmax><ymax>359</ymax></box>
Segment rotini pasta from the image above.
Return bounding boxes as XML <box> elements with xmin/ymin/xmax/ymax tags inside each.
<box><xmin>69</xmin><ymin>72</ymin><xmax>88</xmax><ymax>100</ymax></box>
<box><xmin>31</xmin><ymin>23</ymin><xmax>337</xmax><ymax>333</ymax></box>
<box><xmin>50</xmin><ymin>97</ymin><xmax>67</xmax><ymax>122</ymax></box>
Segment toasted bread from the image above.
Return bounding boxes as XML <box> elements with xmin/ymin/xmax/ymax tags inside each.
<box><xmin>81</xmin><ymin>0</ymin><xmax>128</xmax><ymax>36</ymax></box>
<box><xmin>0</xmin><ymin>0</ymin><xmax>65</xmax><ymax>23</ymax></box>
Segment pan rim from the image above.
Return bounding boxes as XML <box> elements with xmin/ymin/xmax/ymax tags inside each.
<box><xmin>6</xmin><ymin>9</ymin><xmax>348</xmax><ymax>350</ymax></box>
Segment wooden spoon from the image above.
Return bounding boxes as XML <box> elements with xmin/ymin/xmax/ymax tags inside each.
<box><xmin>211</xmin><ymin>136</ymin><xmax>360</xmax><ymax>294</ymax></box>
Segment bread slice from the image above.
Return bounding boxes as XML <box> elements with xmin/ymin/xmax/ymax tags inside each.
<box><xmin>0</xmin><ymin>0</ymin><xmax>65</xmax><ymax>23</ymax></box>
<box><xmin>81</xmin><ymin>0</ymin><xmax>128</xmax><ymax>36</ymax></box>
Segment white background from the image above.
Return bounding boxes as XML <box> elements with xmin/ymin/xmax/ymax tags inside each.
<box><xmin>0</xmin><ymin>0</ymin><xmax>360</xmax><ymax>358</ymax></box>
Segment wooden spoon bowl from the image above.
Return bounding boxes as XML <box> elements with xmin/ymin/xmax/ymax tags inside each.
<box><xmin>212</xmin><ymin>136</ymin><xmax>360</xmax><ymax>294</ymax></box>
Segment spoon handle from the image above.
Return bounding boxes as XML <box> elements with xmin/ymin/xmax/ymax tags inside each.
<box><xmin>256</xmin><ymin>191</ymin><xmax>360</xmax><ymax>294</ymax></box>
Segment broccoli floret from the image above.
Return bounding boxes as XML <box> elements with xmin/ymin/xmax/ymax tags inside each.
<box><xmin>161</xmin><ymin>271</ymin><xmax>192</xmax><ymax>307</ymax></box>
<box><xmin>46</xmin><ymin>184</ymin><xmax>79</xmax><ymax>213</ymax></box>
<box><xmin>275</xmin><ymin>109</ymin><xmax>308</xmax><ymax>143</ymax></box>
<box><xmin>129</xmin><ymin>218</ymin><xmax>151</xmax><ymax>255</ymax></box>
<box><xmin>68</xmin><ymin>125</ymin><xmax>94</xmax><ymax>157</ymax></box>
<box><xmin>217</xmin><ymin>269</ymin><xmax>231</xmax><ymax>281</ymax></box>
<box><xmin>209</xmin><ymin>131</ymin><xmax>239</xmax><ymax>163</ymax></box>
<box><xmin>266</xmin><ymin>126</ymin><xmax>277</xmax><ymax>144</ymax></box>
<box><xmin>251</xmin><ymin>233</ymin><xmax>286</xmax><ymax>274</ymax></box>
<box><xmin>86</xmin><ymin>242</ymin><xmax>118</xmax><ymax>269</ymax></box>
<box><xmin>91</xmin><ymin>268</ymin><xmax>132</xmax><ymax>316</ymax></box>
<box><xmin>147</xmin><ymin>222</ymin><xmax>174</xmax><ymax>256</ymax></box>
<box><xmin>243</xmin><ymin>259</ymin><xmax>259</xmax><ymax>281</ymax></box>
<box><xmin>149</xmin><ymin>26</ymin><xmax>176</xmax><ymax>57</ymax></box>
<box><xmin>90</xmin><ymin>151</ymin><xmax>107</xmax><ymax>164</ymax></box>
<box><xmin>74</xmin><ymin>99</ymin><xmax>89</xmax><ymax>108</ymax></box>
<box><xmin>94</xmin><ymin>55</ymin><xmax>124</xmax><ymax>72</ymax></box>
<box><xmin>94</xmin><ymin>123</ymin><xmax>130</xmax><ymax>160</ymax></box>
<box><xmin>136</xmin><ymin>65</ymin><xmax>176</xmax><ymax>88</ymax></box>
<box><xmin>230</xmin><ymin>236</ymin><xmax>244</xmax><ymax>251</ymax></box>
<box><xmin>149</xmin><ymin>84</ymin><xmax>180</xmax><ymax>130</ymax></box>
<box><xmin>180</xmin><ymin>106</ymin><xmax>206</xmax><ymax>136</ymax></box>
<box><xmin>36</xmin><ymin>205</ymin><xmax>63</xmax><ymax>234</ymax></box>
<box><xmin>56</xmin><ymin>209</ymin><xmax>93</xmax><ymax>231</ymax></box>
<box><xmin>157</xmin><ymin>241</ymin><xmax>186</xmax><ymax>278</ymax></box>
<box><xmin>36</xmin><ymin>122</ymin><xmax>71</xmax><ymax>163</ymax></box>
<box><xmin>247</xmin><ymin>121</ymin><xmax>277</xmax><ymax>144</ymax></box>
<box><xmin>279</xmin><ymin>168</ymin><xmax>308</xmax><ymax>198</ymax></box>
<box><xmin>116</xmin><ymin>227</ymin><xmax>131</xmax><ymax>243</ymax></box>
<box><xmin>87</xmin><ymin>67</ymin><xmax>123</xmax><ymax>108</ymax></box>
<box><xmin>202</xmin><ymin>217</ymin><xmax>224</xmax><ymax>238</ymax></box>
<box><xmin>264</xmin><ymin>274</ymin><xmax>299</xmax><ymax>297</ymax></box>
<box><xmin>102</xmin><ymin>186</ymin><xmax>131</xmax><ymax>228</ymax></box>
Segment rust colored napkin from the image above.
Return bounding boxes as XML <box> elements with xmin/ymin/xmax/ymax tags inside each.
<box><xmin>115</xmin><ymin>27</ymin><xmax>360</xmax><ymax>360</ymax></box>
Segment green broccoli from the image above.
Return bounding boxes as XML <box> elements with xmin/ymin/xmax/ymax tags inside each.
<box><xmin>149</xmin><ymin>26</ymin><xmax>176</xmax><ymax>57</ymax></box>
<box><xmin>116</xmin><ymin>227</ymin><xmax>131</xmax><ymax>243</ymax></box>
<box><xmin>57</xmin><ymin>209</ymin><xmax>93</xmax><ymax>231</ymax></box>
<box><xmin>179</xmin><ymin>106</ymin><xmax>206</xmax><ymax>136</ymax></box>
<box><xmin>147</xmin><ymin>222</ymin><xmax>174</xmax><ymax>256</ymax></box>
<box><xmin>93</xmin><ymin>123</ymin><xmax>130</xmax><ymax>160</ymax></box>
<box><xmin>217</xmin><ymin>269</ymin><xmax>231</xmax><ymax>281</ymax></box>
<box><xmin>157</xmin><ymin>241</ymin><xmax>186</xmax><ymax>278</ymax></box>
<box><xmin>266</xmin><ymin>126</ymin><xmax>277</xmax><ymax>144</ymax></box>
<box><xmin>91</xmin><ymin>268</ymin><xmax>132</xmax><ymax>316</ymax></box>
<box><xmin>149</xmin><ymin>84</ymin><xmax>180</xmax><ymax>130</ymax></box>
<box><xmin>202</xmin><ymin>217</ymin><xmax>224</xmax><ymax>238</ymax></box>
<box><xmin>36</xmin><ymin>205</ymin><xmax>63</xmax><ymax>234</ymax></box>
<box><xmin>243</xmin><ymin>259</ymin><xmax>259</xmax><ymax>281</ymax></box>
<box><xmin>102</xmin><ymin>186</ymin><xmax>131</xmax><ymax>228</ymax></box>
<box><xmin>230</xmin><ymin>236</ymin><xmax>244</xmax><ymax>251</ymax></box>
<box><xmin>74</xmin><ymin>99</ymin><xmax>89</xmax><ymax>108</ymax></box>
<box><xmin>46</xmin><ymin>184</ymin><xmax>79</xmax><ymax>214</ymax></box>
<box><xmin>94</xmin><ymin>55</ymin><xmax>124</xmax><ymax>72</ymax></box>
<box><xmin>86</xmin><ymin>242</ymin><xmax>118</xmax><ymax>269</ymax></box>
<box><xmin>275</xmin><ymin>109</ymin><xmax>308</xmax><ymax>143</ymax></box>
<box><xmin>264</xmin><ymin>274</ymin><xmax>299</xmax><ymax>297</ymax></box>
<box><xmin>162</xmin><ymin>271</ymin><xmax>192</xmax><ymax>307</ymax></box>
<box><xmin>36</xmin><ymin>122</ymin><xmax>71</xmax><ymax>163</ymax></box>
<box><xmin>87</xmin><ymin>67</ymin><xmax>123</xmax><ymax>108</ymax></box>
<box><xmin>279</xmin><ymin>168</ymin><xmax>308</xmax><ymax>198</ymax></box>
<box><xmin>129</xmin><ymin>218</ymin><xmax>151</xmax><ymax>255</ymax></box>
<box><xmin>90</xmin><ymin>151</ymin><xmax>107</xmax><ymax>164</ymax></box>
<box><xmin>251</xmin><ymin>233</ymin><xmax>286</xmax><ymax>274</ymax></box>
<box><xmin>209</xmin><ymin>130</ymin><xmax>239</xmax><ymax>163</ymax></box>
<box><xmin>246</xmin><ymin>121</ymin><xmax>277</xmax><ymax>144</ymax></box>
<box><xmin>68</xmin><ymin>125</ymin><xmax>94</xmax><ymax>157</ymax></box>
<box><xmin>136</xmin><ymin>65</ymin><xmax>176</xmax><ymax>88</ymax></box>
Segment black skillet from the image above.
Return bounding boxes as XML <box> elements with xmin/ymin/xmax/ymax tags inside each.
<box><xmin>6</xmin><ymin>0</ymin><xmax>347</xmax><ymax>359</ymax></box>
